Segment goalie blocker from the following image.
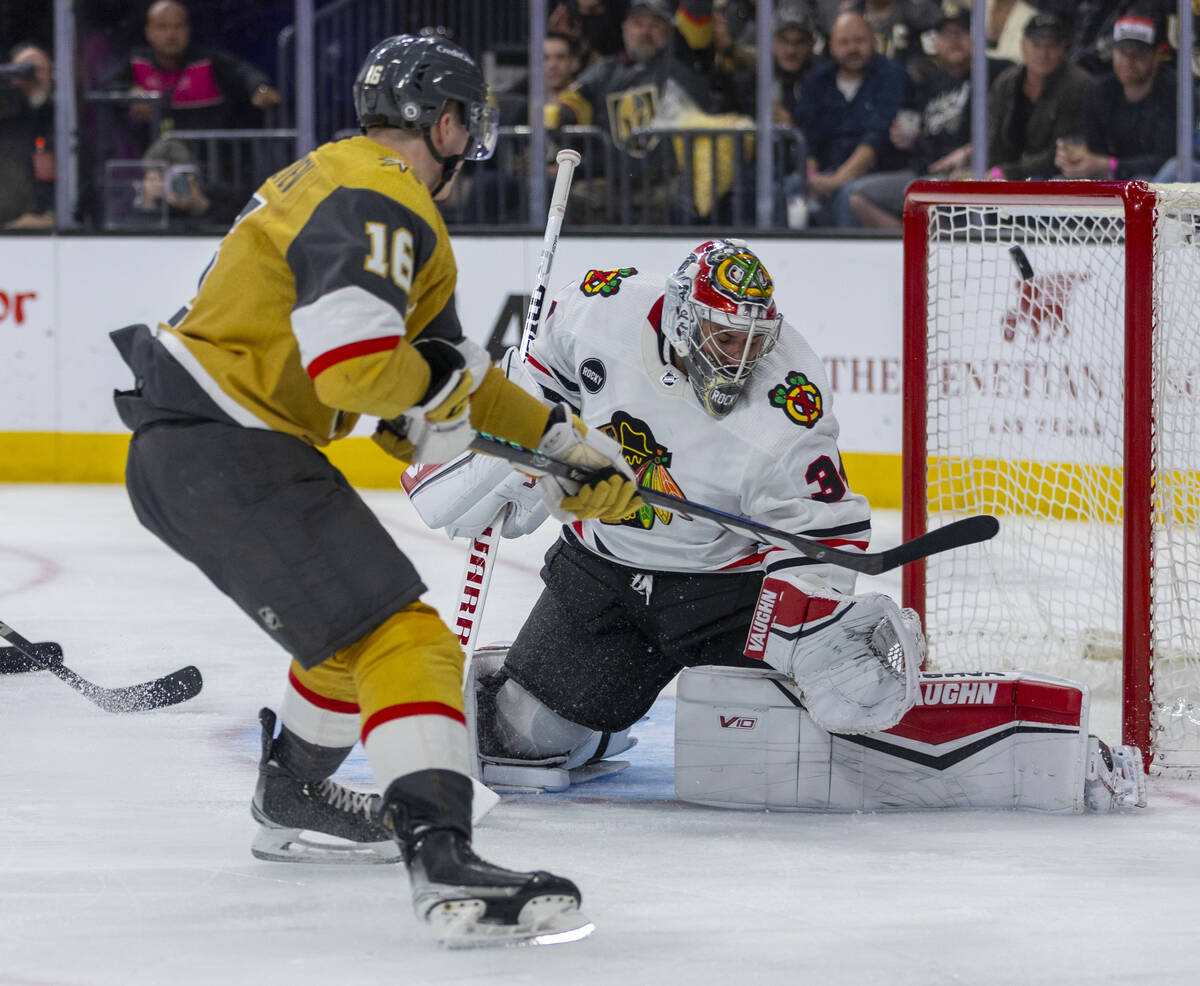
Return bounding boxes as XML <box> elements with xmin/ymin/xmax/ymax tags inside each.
<box><xmin>675</xmin><ymin>666</ymin><xmax>1146</xmax><ymax>813</ymax></box>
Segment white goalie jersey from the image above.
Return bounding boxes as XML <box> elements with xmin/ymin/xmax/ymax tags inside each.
<box><xmin>404</xmin><ymin>267</ymin><xmax>872</xmax><ymax>589</ymax></box>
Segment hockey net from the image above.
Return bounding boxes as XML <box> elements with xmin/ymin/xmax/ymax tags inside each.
<box><xmin>901</xmin><ymin>181</ymin><xmax>1200</xmax><ymax>776</ymax></box>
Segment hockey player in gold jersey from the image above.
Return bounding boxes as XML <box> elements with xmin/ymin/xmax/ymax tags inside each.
<box><xmin>111</xmin><ymin>33</ymin><xmax>638</xmax><ymax>947</ymax></box>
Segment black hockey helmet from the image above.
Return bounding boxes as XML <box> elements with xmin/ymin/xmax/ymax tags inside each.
<box><xmin>353</xmin><ymin>34</ymin><xmax>498</xmax><ymax>162</ymax></box>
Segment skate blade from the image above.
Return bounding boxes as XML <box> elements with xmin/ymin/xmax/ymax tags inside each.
<box><xmin>428</xmin><ymin>896</ymin><xmax>595</xmax><ymax>949</ymax></box>
<box><xmin>251</xmin><ymin>825</ymin><xmax>402</xmax><ymax>865</ymax></box>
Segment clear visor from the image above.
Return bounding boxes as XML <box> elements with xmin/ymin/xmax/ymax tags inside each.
<box><xmin>690</xmin><ymin>304</ymin><xmax>782</xmax><ymax>384</ymax></box>
<box><xmin>464</xmin><ymin>101</ymin><xmax>499</xmax><ymax>160</ymax></box>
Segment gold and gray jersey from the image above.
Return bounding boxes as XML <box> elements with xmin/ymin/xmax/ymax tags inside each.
<box><xmin>148</xmin><ymin>134</ymin><xmax>548</xmax><ymax>449</ymax></box>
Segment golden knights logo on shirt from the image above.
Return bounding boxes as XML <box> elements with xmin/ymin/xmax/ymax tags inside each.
<box><xmin>605</xmin><ymin>85</ymin><xmax>658</xmax><ymax>157</ymax></box>
<box><xmin>599</xmin><ymin>410</ymin><xmax>684</xmax><ymax>529</ymax></box>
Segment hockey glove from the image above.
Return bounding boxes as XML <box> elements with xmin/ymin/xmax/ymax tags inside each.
<box><xmin>373</xmin><ymin>337</ymin><xmax>492</xmax><ymax>464</ymax></box>
<box><xmin>527</xmin><ymin>404</ymin><xmax>643</xmax><ymax>523</ymax></box>
<box><xmin>743</xmin><ymin>570</ymin><xmax>922</xmax><ymax>734</ymax></box>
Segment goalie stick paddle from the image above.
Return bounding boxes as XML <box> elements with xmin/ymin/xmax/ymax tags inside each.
<box><xmin>468</xmin><ymin>433</ymin><xmax>999</xmax><ymax>576</ymax></box>
<box><xmin>0</xmin><ymin>620</ymin><xmax>203</xmax><ymax>713</ymax></box>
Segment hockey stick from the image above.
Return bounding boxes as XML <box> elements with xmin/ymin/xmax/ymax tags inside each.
<box><xmin>0</xmin><ymin>640</ymin><xmax>61</xmax><ymax>673</ymax></box>
<box><xmin>456</xmin><ymin>149</ymin><xmax>581</xmax><ymax>809</ymax></box>
<box><xmin>0</xmin><ymin>620</ymin><xmax>203</xmax><ymax>713</ymax></box>
<box><xmin>519</xmin><ymin>148</ymin><xmax>581</xmax><ymax>362</ymax></box>
<box><xmin>468</xmin><ymin>433</ymin><xmax>999</xmax><ymax>576</ymax></box>
<box><xmin>455</xmin><ymin>509</ymin><xmax>508</xmax><ymax>809</ymax></box>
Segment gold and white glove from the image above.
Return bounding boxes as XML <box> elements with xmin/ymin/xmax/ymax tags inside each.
<box><xmin>373</xmin><ymin>337</ymin><xmax>491</xmax><ymax>464</ymax></box>
<box><xmin>527</xmin><ymin>404</ymin><xmax>642</xmax><ymax>523</ymax></box>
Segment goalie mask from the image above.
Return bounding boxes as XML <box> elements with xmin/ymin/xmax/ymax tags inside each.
<box><xmin>661</xmin><ymin>239</ymin><xmax>782</xmax><ymax>418</ymax></box>
<box><xmin>353</xmin><ymin>34</ymin><xmax>499</xmax><ymax>193</ymax></box>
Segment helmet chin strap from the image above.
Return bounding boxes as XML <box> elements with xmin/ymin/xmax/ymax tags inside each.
<box><xmin>423</xmin><ymin>130</ymin><xmax>464</xmax><ymax>197</ymax></box>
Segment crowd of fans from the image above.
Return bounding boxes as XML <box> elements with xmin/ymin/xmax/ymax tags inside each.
<box><xmin>0</xmin><ymin>0</ymin><xmax>1195</xmax><ymax>231</ymax></box>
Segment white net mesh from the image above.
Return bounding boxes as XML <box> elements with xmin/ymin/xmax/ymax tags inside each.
<box><xmin>916</xmin><ymin>184</ymin><xmax>1200</xmax><ymax>776</ymax></box>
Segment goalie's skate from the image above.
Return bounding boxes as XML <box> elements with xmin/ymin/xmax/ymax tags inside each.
<box><xmin>250</xmin><ymin>708</ymin><xmax>401</xmax><ymax>864</ymax></box>
<box><xmin>406</xmin><ymin>828</ymin><xmax>594</xmax><ymax>948</ymax></box>
<box><xmin>1084</xmin><ymin>737</ymin><xmax>1148</xmax><ymax>812</ymax></box>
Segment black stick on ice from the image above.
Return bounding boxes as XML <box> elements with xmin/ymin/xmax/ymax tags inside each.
<box><xmin>0</xmin><ymin>620</ymin><xmax>203</xmax><ymax>713</ymax></box>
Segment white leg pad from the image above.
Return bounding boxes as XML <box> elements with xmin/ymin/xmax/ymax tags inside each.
<box><xmin>675</xmin><ymin>666</ymin><xmax>1092</xmax><ymax>813</ymax></box>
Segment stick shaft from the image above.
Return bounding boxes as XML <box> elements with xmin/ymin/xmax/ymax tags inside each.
<box><xmin>454</xmin><ymin>509</ymin><xmax>507</xmax><ymax>789</ymax></box>
<box><xmin>519</xmin><ymin>148</ymin><xmax>581</xmax><ymax>362</ymax></box>
<box><xmin>468</xmin><ymin>433</ymin><xmax>998</xmax><ymax>576</ymax></box>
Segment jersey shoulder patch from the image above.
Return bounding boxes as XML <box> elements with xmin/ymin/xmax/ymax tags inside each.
<box><xmin>579</xmin><ymin>267</ymin><xmax>639</xmax><ymax>297</ymax></box>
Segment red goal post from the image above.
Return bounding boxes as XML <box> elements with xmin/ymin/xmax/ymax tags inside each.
<box><xmin>900</xmin><ymin>180</ymin><xmax>1200</xmax><ymax>776</ymax></box>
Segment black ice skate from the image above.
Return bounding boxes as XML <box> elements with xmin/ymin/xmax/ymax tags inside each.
<box><xmin>403</xmin><ymin>828</ymin><xmax>593</xmax><ymax>948</ymax></box>
<box><xmin>383</xmin><ymin>770</ymin><xmax>593</xmax><ymax>948</ymax></box>
<box><xmin>250</xmin><ymin>707</ymin><xmax>401</xmax><ymax>864</ymax></box>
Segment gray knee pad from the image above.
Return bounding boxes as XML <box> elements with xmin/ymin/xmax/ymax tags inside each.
<box><xmin>493</xmin><ymin>679</ymin><xmax>637</xmax><ymax>769</ymax></box>
<box><xmin>494</xmin><ymin>678</ymin><xmax>594</xmax><ymax>760</ymax></box>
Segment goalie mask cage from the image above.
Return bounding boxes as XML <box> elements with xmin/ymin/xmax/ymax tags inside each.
<box><xmin>901</xmin><ymin>180</ymin><xmax>1200</xmax><ymax>776</ymax></box>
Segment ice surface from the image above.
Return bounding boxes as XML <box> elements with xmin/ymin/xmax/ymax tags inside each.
<box><xmin>2</xmin><ymin>485</ymin><xmax>1198</xmax><ymax>985</ymax></box>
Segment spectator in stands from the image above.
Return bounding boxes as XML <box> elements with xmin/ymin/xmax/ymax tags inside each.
<box><xmin>849</xmin><ymin>0</ymin><xmax>942</xmax><ymax>78</ymax></box>
<box><xmin>714</xmin><ymin>2</ymin><xmax>825</xmax><ymax>125</ymax></box>
<box><xmin>548</xmin><ymin>0</ymin><xmax>722</xmax><ymax>223</ymax></box>
<box><xmin>1055</xmin><ymin>11</ymin><xmax>1176</xmax><ymax>181</ymax></box>
<box><xmin>122</xmin><ymin>135</ymin><xmax>242</xmax><ymax>231</ymax></box>
<box><xmin>711</xmin><ymin>0</ymin><xmax>758</xmax><ymax>82</ymax></box>
<box><xmin>846</xmin><ymin>2</ymin><xmax>1008</xmax><ymax>228</ymax></box>
<box><xmin>795</xmin><ymin>10</ymin><xmax>910</xmax><ymax>227</ymax></box>
<box><xmin>106</xmin><ymin>0</ymin><xmax>281</xmax><ymax>140</ymax></box>
<box><xmin>986</xmin><ymin>13</ymin><xmax>1092</xmax><ymax>180</ymax></box>
<box><xmin>455</xmin><ymin>33</ymin><xmax>586</xmax><ymax>225</ymax></box>
<box><xmin>551</xmin><ymin>0</ymin><xmax>718</xmax><ymax>135</ymax></box>
<box><xmin>985</xmin><ymin>0</ymin><xmax>1039</xmax><ymax>65</ymax></box>
<box><xmin>0</xmin><ymin>42</ymin><xmax>55</xmax><ymax>229</ymax></box>
<box><xmin>548</xmin><ymin>0</ymin><xmax>631</xmax><ymax>66</ymax></box>
<box><xmin>496</xmin><ymin>32</ymin><xmax>585</xmax><ymax>126</ymax></box>
<box><xmin>1046</xmin><ymin>0</ymin><xmax>1173</xmax><ymax>76</ymax></box>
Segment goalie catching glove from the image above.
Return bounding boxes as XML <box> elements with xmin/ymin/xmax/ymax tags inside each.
<box><xmin>743</xmin><ymin>567</ymin><xmax>922</xmax><ymax>733</ymax></box>
<box><xmin>525</xmin><ymin>403</ymin><xmax>643</xmax><ymax>523</ymax></box>
<box><xmin>372</xmin><ymin>336</ymin><xmax>493</xmax><ymax>464</ymax></box>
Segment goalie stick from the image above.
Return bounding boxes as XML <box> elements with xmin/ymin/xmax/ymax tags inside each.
<box><xmin>454</xmin><ymin>149</ymin><xmax>581</xmax><ymax>805</ymax></box>
<box><xmin>519</xmin><ymin>148</ymin><xmax>581</xmax><ymax>362</ymax></box>
<box><xmin>0</xmin><ymin>620</ymin><xmax>203</xmax><ymax>713</ymax></box>
<box><xmin>469</xmin><ymin>432</ymin><xmax>999</xmax><ymax>576</ymax></box>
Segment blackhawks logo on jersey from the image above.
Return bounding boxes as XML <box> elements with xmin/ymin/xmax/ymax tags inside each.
<box><xmin>768</xmin><ymin>371</ymin><xmax>823</xmax><ymax>428</ymax></box>
<box><xmin>581</xmin><ymin>268</ymin><xmax>638</xmax><ymax>297</ymax></box>
<box><xmin>598</xmin><ymin>411</ymin><xmax>684</xmax><ymax>529</ymax></box>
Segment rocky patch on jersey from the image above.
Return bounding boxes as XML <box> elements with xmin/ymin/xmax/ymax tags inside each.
<box><xmin>581</xmin><ymin>268</ymin><xmax>638</xmax><ymax>297</ymax></box>
<box><xmin>768</xmin><ymin>371</ymin><xmax>823</xmax><ymax>427</ymax></box>
<box><xmin>579</xmin><ymin>357</ymin><xmax>607</xmax><ymax>393</ymax></box>
<box><xmin>598</xmin><ymin>411</ymin><xmax>684</xmax><ymax>530</ymax></box>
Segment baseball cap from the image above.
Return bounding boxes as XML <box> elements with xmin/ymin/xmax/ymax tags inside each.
<box><xmin>142</xmin><ymin>136</ymin><xmax>193</xmax><ymax>167</ymax></box>
<box><xmin>628</xmin><ymin>0</ymin><xmax>674</xmax><ymax>21</ymax></box>
<box><xmin>1113</xmin><ymin>13</ymin><xmax>1157</xmax><ymax>50</ymax></box>
<box><xmin>774</xmin><ymin>3</ymin><xmax>817</xmax><ymax>35</ymax></box>
<box><xmin>1023</xmin><ymin>12</ymin><xmax>1067</xmax><ymax>43</ymax></box>
<box><xmin>937</xmin><ymin>1</ymin><xmax>970</xmax><ymax>30</ymax></box>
